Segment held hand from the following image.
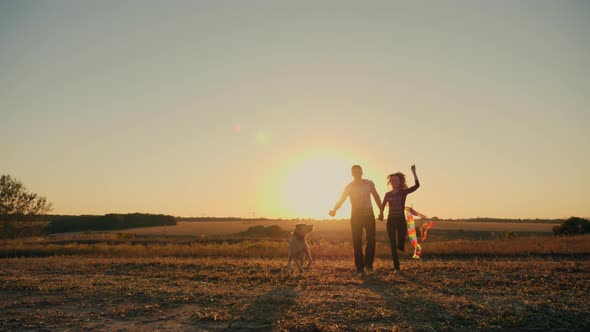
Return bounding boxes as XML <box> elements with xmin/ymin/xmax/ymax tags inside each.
<box><xmin>328</xmin><ymin>210</ymin><xmax>336</xmax><ymax>217</ymax></box>
<box><xmin>378</xmin><ymin>213</ymin><xmax>384</xmax><ymax>222</ymax></box>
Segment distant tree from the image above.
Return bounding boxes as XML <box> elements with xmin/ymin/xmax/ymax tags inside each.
<box><xmin>552</xmin><ymin>217</ymin><xmax>590</xmax><ymax>236</ymax></box>
<box><xmin>46</xmin><ymin>213</ymin><xmax>176</xmax><ymax>233</ymax></box>
<box><xmin>0</xmin><ymin>174</ymin><xmax>53</xmax><ymax>222</ymax></box>
<box><xmin>238</xmin><ymin>225</ymin><xmax>289</xmax><ymax>239</ymax></box>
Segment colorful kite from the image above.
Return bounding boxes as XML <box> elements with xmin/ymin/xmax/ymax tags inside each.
<box><xmin>404</xmin><ymin>207</ymin><xmax>434</xmax><ymax>259</ymax></box>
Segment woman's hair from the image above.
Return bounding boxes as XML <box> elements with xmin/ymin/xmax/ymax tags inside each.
<box><xmin>387</xmin><ymin>172</ymin><xmax>408</xmax><ymax>189</ymax></box>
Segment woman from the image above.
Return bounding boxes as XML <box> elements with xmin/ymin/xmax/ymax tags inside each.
<box><xmin>379</xmin><ymin>164</ymin><xmax>420</xmax><ymax>272</ymax></box>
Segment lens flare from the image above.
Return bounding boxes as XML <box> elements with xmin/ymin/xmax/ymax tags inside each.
<box><xmin>256</xmin><ymin>131</ymin><xmax>269</xmax><ymax>144</ymax></box>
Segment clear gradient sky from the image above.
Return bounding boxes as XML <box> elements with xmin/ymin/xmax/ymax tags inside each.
<box><xmin>1</xmin><ymin>1</ymin><xmax>589</xmax><ymax>219</ymax></box>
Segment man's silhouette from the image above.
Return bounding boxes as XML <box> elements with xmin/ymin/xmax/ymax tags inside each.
<box><xmin>329</xmin><ymin>165</ymin><xmax>382</xmax><ymax>273</ymax></box>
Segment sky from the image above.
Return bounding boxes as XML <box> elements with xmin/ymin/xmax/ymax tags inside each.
<box><xmin>1</xmin><ymin>0</ymin><xmax>589</xmax><ymax>219</ymax></box>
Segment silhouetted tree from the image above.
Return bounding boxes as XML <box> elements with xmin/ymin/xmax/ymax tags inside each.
<box><xmin>1</xmin><ymin>175</ymin><xmax>53</xmax><ymax>238</ymax></box>
<box><xmin>552</xmin><ymin>217</ymin><xmax>590</xmax><ymax>236</ymax></box>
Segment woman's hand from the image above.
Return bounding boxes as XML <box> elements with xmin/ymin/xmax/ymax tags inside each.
<box><xmin>411</xmin><ymin>164</ymin><xmax>417</xmax><ymax>174</ymax></box>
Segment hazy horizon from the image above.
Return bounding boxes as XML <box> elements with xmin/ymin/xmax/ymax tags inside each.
<box><xmin>2</xmin><ymin>1</ymin><xmax>589</xmax><ymax>219</ymax></box>
<box><xmin>42</xmin><ymin>213</ymin><xmax>581</xmax><ymax>221</ymax></box>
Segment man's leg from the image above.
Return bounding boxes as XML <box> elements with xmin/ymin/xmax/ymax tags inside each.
<box><xmin>387</xmin><ymin>221</ymin><xmax>400</xmax><ymax>270</ymax></box>
<box><xmin>364</xmin><ymin>218</ymin><xmax>376</xmax><ymax>269</ymax></box>
<box><xmin>350</xmin><ymin>222</ymin><xmax>364</xmax><ymax>272</ymax></box>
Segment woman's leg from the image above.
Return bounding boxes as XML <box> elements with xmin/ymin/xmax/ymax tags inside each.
<box><xmin>396</xmin><ymin>218</ymin><xmax>407</xmax><ymax>252</ymax></box>
<box><xmin>386</xmin><ymin>221</ymin><xmax>400</xmax><ymax>269</ymax></box>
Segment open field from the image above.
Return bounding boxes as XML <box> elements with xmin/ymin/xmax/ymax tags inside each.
<box><xmin>107</xmin><ymin>220</ymin><xmax>558</xmax><ymax>242</ymax></box>
<box><xmin>2</xmin><ymin>229</ymin><xmax>588</xmax><ymax>331</ymax></box>
<box><xmin>1</xmin><ymin>256</ymin><xmax>588</xmax><ymax>331</ymax></box>
<box><xmin>2</xmin><ymin>234</ymin><xmax>589</xmax><ymax>259</ymax></box>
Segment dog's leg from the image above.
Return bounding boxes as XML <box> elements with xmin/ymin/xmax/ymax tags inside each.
<box><xmin>305</xmin><ymin>247</ymin><xmax>313</xmax><ymax>268</ymax></box>
<box><xmin>293</xmin><ymin>253</ymin><xmax>304</xmax><ymax>273</ymax></box>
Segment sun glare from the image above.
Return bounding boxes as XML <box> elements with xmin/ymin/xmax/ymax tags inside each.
<box><xmin>260</xmin><ymin>148</ymin><xmax>388</xmax><ymax>219</ymax></box>
<box><xmin>277</xmin><ymin>152</ymin><xmax>357</xmax><ymax>219</ymax></box>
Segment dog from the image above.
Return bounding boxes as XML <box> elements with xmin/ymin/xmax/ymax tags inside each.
<box><xmin>287</xmin><ymin>223</ymin><xmax>314</xmax><ymax>274</ymax></box>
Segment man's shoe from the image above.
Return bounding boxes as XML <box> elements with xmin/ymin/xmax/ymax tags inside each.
<box><xmin>366</xmin><ymin>266</ymin><xmax>374</xmax><ymax>272</ymax></box>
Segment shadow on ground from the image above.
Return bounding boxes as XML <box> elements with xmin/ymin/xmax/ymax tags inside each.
<box><xmin>361</xmin><ymin>273</ymin><xmax>456</xmax><ymax>331</ymax></box>
<box><xmin>228</xmin><ymin>286</ymin><xmax>297</xmax><ymax>331</ymax></box>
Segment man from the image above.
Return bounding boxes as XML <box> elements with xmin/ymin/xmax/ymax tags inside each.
<box><xmin>329</xmin><ymin>165</ymin><xmax>382</xmax><ymax>274</ymax></box>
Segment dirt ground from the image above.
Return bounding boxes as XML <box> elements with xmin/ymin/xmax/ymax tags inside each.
<box><xmin>1</xmin><ymin>256</ymin><xmax>588</xmax><ymax>331</ymax></box>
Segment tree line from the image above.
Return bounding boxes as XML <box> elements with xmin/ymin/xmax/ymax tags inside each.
<box><xmin>1</xmin><ymin>174</ymin><xmax>176</xmax><ymax>238</ymax></box>
<box><xmin>1</xmin><ymin>174</ymin><xmax>588</xmax><ymax>238</ymax></box>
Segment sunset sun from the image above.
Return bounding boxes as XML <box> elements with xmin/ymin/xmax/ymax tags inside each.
<box><xmin>277</xmin><ymin>152</ymin><xmax>357</xmax><ymax>219</ymax></box>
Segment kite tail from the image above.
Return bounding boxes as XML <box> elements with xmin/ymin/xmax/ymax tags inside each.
<box><xmin>420</xmin><ymin>221</ymin><xmax>435</xmax><ymax>242</ymax></box>
<box><xmin>404</xmin><ymin>207</ymin><xmax>431</xmax><ymax>259</ymax></box>
<box><xmin>404</xmin><ymin>208</ymin><xmax>422</xmax><ymax>259</ymax></box>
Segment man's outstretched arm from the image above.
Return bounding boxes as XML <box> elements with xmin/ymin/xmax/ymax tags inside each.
<box><xmin>329</xmin><ymin>188</ymin><xmax>348</xmax><ymax>216</ymax></box>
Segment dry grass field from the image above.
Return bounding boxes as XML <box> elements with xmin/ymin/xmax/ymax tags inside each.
<box><xmin>113</xmin><ymin>220</ymin><xmax>557</xmax><ymax>241</ymax></box>
<box><xmin>1</xmin><ymin>256</ymin><xmax>588</xmax><ymax>331</ymax></box>
<box><xmin>1</xmin><ymin>223</ymin><xmax>588</xmax><ymax>331</ymax></box>
<box><xmin>2</xmin><ymin>234</ymin><xmax>589</xmax><ymax>259</ymax></box>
